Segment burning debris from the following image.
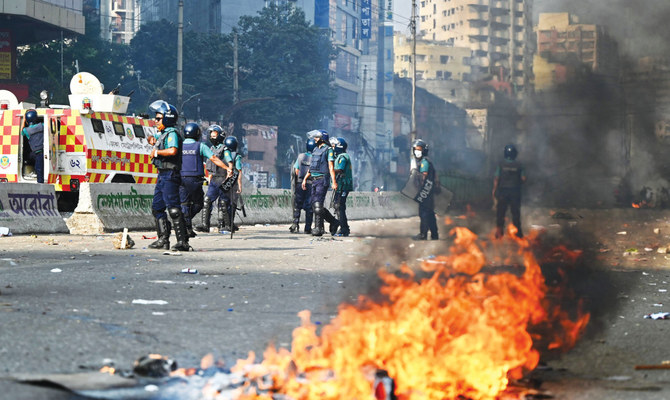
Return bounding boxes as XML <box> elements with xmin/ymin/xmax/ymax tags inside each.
<box><xmin>16</xmin><ymin>227</ymin><xmax>589</xmax><ymax>400</ymax></box>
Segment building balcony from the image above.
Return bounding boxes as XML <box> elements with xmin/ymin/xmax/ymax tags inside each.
<box><xmin>515</xmin><ymin>2</ymin><xmax>525</xmax><ymax>12</ymax></box>
<box><xmin>467</xmin><ymin>0</ymin><xmax>488</xmax><ymax>6</ymax></box>
<box><xmin>472</xmin><ymin>56</ymin><xmax>490</xmax><ymax>67</ymax></box>
<box><xmin>112</xmin><ymin>1</ymin><xmax>129</xmax><ymax>13</ymax></box>
<box><xmin>490</xmin><ymin>1</ymin><xmax>510</xmax><ymax>10</ymax></box>
<box><xmin>491</xmin><ymin>30</ymin><xmax>510</xmax><ymax>40</ymax></box>
<box><xmin>468</xmin><ymin>27</ymin><xmax>490</xmax><ymax>38</ymax></box>
<box><xmin>473</xmin><ymin>42</ymin><xmax>489</xmax><ymax>52</ymax></box>
<box><xmin>492</xmin><ymin>15</ymin><xmax>510</xmax><ymax>25</ymax></box>
<box><xmin>490</xmin><ymin>45</ymin><xmax>508</xmax><ymax>54</ymax></box>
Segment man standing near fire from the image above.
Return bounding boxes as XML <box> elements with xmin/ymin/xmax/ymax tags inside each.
<box><xmin>412</xmin><ymin>139</ymin><xmax>438</xmax><ymax>240</ymax></box>
<box><xmin>147</xmin><ymin>100</ymin><xmax>190</xmax><ymax>251</ymax></box>
<box><xmin>332</xmin><ymin>137</ymin><xmax>352</xmax><ymax>237</ymax></box>
<box><xmin>302</xmin><ymin>130</ymin><xmax>339</xmax><ymax>237</ymax></box>
<box><xmin>492</xmin><ymin>144</ymin><xmax>526</xmax><ymax>239</ymax></box>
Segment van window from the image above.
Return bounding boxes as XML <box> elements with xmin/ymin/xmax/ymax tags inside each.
<box><xmin>112</xmin><ymin>122</ymin><xmax>125</xmax><ymax>136</ymax></box>
<box><xmin>132</xmin><ymin>125</ymin><xmax>145</xmax><ymax>138</ymax></box>
<box><xmin>91</xmin><ymin>119</ymin><xmax>104</xmax><ymax>133</ymax></box>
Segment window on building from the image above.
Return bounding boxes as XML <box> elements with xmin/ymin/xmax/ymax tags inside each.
<box><xmin>434</xmin><ymin>4</ymin><xmax>436</xmax><ymax>13</ymax></box>
<box><xmin>247</xmin><ymin>151</ymin><xmax>264</xmax><ymax>161</ymax></box>
<box><xmin>433</xmin><ymin>19</ymin><xmax>436</xmax><ymax>28</ymax></box>
<box><xmin>440</xmin><ymin>55</ymin><xmax>449</xmax><ymax>64</ymax></box>
<box><xmin>421</xmin><ymin>1</ymin><xmax>425</xmax><ymax>7</ymax></box>
<box><xmin>442</xmin><ymin>25</ymin><xmax>447</xmax><ymax>31</ymax></box>
<box><xmin>437</xmin><ymin>71</ymin><xmax>443</xmax><ymax>78</ymax></box>
<box><xmin>445</xmin><ymin>71</ymin><xmax>452</xmax><ymax>79</ymax></box>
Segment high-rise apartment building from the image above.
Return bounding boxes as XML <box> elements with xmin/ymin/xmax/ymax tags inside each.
<box><xmin>98</xmin><ymin>0</ymin><xmax>140</xmax><ymax>44</ymax></box>
<box><xmin>534</xmin><ymin>13</ymin><xmax>618</xmax><ymax>90</ymax></box>
<box><xmin>419</xmin><ymin>0</ymin><xmax>533</xmax><ymax>96</ymax></box>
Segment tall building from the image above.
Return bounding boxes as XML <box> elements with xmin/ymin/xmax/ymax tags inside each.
<box><xmin>419</xmin><ymin>0</ymin><xmax>534</xmax><ymax>97</ymax></box>
<box><xmin>98</xmin><ymin>0</ymin><xmax>141</xmax><ymax>44</ymax></box>
<box><xmin>534</xmin><ymin>13</ymin><xmax>618</xmax><ymax>90</ymax></box>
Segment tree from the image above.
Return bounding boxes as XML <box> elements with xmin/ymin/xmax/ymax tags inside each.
<box><xmin>17</xmin><ymin>16</ymin><xmax>130</xmax><ymax>104</ymax></box>
<box><xmin>235</xmin><ymin>4</ymin><xmax>336</xmax><ymax>167</ymax></box>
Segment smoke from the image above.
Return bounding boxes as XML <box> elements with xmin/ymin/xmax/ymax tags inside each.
<box><xmin>534</xmin><ymin>0</ymin><xmax>670</xmax><ymax>58</ymax></box>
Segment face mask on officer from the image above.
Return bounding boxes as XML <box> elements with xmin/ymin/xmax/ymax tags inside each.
<box><xmin>155</xmin><ymin>113</ymin><xmax>165</xmax><ymax>131</ymax></box>
<box><xmin>414</xmin><ymin>149</ymin><xmax>423</xmax><ymax>159</ymax></box>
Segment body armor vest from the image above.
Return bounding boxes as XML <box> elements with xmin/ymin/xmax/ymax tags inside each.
<box><xmin>498</xmin><ymin>160</ymin><xmax>523</xmax><ymax>189</ymax></box>
<box><xmin>309</xmin><ymin>145</ymin><xmax>329</xmax><ymax>175</ymax></box>
<box><xmin>181</xmin><ymin>141</ymin><xmax>204</xmax><ymax>177</ymax></box>
<box><xmin>153</xmin><ymin>128</ymin><xmax>182</xmax><ymax>171</ymax></box>
<box><xmin>296</xmin><ymin>152</ymin><xmax>312</xmax><ymax>183</ymax></box>
<box><xmin>206</xmin><ymin>145</ymin><xmax>227</xmax><ymax>176</ymax></box>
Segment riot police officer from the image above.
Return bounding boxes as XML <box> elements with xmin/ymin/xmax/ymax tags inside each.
<box><xmin>302</xmin><ymin>130</ymin><xmax>339</xmax><ymax>236</ymax></box>
<box><xmin>179</xmin><ymin>122</ymin><xmax>230</xmax><ymax>238</ymax></box>
<box><xmin>220</xmin><ymin>136</ymin><xmax>243</xmax><ymax>233</ymax></box>
<box><xmin>147</xmin><ymin>100</ymin><xmax>190</xmax><ymax>251</ymax></box>
<box><xmin>195</xmin><ymin>125</ymin><xmax>231</xmax><ymax>233</ymax></box>
<box><xmin>290</xmin><ymin>138</ymin><xmax>315</xmax><ymax>234</ymax></box>
<box><xmin>492</xmin><ymin>144</ymin><xmax>526</xmax><ymax>239</ymax></box>
<box><xmin>21</xmin><ymin>109</ymin><xmax>44</xmax><ymax>183</ymax></box>
<box><xmin>412</xmin><ymin>139</ymin><xmax>438</xmax><ymax>240</ymax></box>
<box><xmin>332</xmin><ymin>137</ymin><xmax>352</xmax><ymax>237</ymax></box>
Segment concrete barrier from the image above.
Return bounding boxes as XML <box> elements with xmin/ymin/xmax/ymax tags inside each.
<box><xmin>0</xmin><ymin>183</ymin><xmax>69</xmax><ymax>234</ymax></box>
<box><xmin>66</xmin><ymin>182</ymin><xmax>155</xmax><ymax>234</ymax></box>
<box><xmin>67</xmin><ymin>182</ymin><xmax>418</xmax><ymax>234</ymax></box>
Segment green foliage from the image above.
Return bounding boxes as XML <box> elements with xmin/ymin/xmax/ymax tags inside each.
<box><xmin>235</xmin><ymin>4</ymin><xmax>336</xmax><ymax>160</ymax></box>
<box><xmin>16</xmin><ymin>17</ymin><xmax>130</xmax><ymax>104</ymax></box>
<box><xmin>17</xmin><ymin>3</ymin><xmax>336</xmax><ymax>173</ymax></box>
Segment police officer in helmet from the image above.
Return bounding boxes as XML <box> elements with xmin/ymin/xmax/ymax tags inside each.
<box><xmin>147</xmin><ymin>100</ymin><xmax>190</xmax><ymax>251</ymax></box>
<box><xmin>332</xmin><ymin>137</ymin><xmax>352</xmax><ymax>236</ymax></box>
<box><xmin>290</xmin><ymin>138</ymin><xmax>315</xmax><ymax>233</ymax></box>
<box><xmin>220</xmin><ymin>135</ymin><xmax>243</xmax><ymax>232</ymax></box>
<box><xmin>179</xmin><ymin>122</ymin><xmax>230</xmax><ymax>238</ymax></box>
<box><xmin>493</xmin><ymin>144</ymin><xmax>526</xmax><ymax>238</ymax></box>
<box><xmin>195</xmin><ymin>125</ymin><xmax>233</xmax><ymax>233</ymax></box>
<box><xmin>412</xmin><ymin>139</ymin><xmax>438</xmax><ymax>240</ymax></box>
<box><xmin>301</xmin><ymin>130</ymin><xmax>339</xmax><ymax>236</ymax></box>
<box><xmin>22</xmin><ymin>109</ymin><xmax>44</xmax><ymax>183</ymax></box>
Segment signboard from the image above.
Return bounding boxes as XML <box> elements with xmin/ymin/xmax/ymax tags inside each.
<box><xmin>386</xmin><ymin>0</ymin><xmax>393</xmax><ymax>20</ymax></box>
<box><xmin>361</xmin><ymin>0</ymin><xmax>372</xmax><ymax>39</ymax></box>
<box><xmin>0</xmin><ymin>31</ymin><xmax>12</xmax><ymax>80</ymax></box>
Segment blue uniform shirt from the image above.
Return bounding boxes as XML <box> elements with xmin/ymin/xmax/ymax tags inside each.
<box><xmin>224</xmin><ymin>149</ymin><xmax>242</xmax><ymax>170</ymax></box>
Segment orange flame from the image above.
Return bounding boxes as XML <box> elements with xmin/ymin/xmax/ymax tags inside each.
<box><xmin>233</xmin><ymin>227</ymin><xmax>589</xmax><ymax>399</ymax></box>
<box><xmin>632</xmin><ymin>202</ymin><xmax>641</xmax><ymax>208</ymax></box>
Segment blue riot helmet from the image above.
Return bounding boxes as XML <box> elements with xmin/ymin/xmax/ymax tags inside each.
<box><xmin>333</xmin><ymin>137</ymin><xmax>348</xmax><ymax>154</ymax></box>
<box><xmin>24</xmin><ymin>109</ymin><xmax>38</xmax><ymax>125</ymax></box>
<box><xmin>504</xmin><ymin>144</ymin><xmax>518</xmax><ymax>160</ymax></box>
<box><xmin>319</xmin><ymin>129</ymin><xmax>329</xmax><ymax>145</ymax></box>
<box><xmin>208</xmin><ymin>125</ymin><xmax>224</xmax><ymax>145</ymax></box>
<box><xmin>306</xmin><ymin>138</ymin><xmax>316</xmax><ymax>153</ymax></box>
<box><xmin>148</xmin><ymin>100</ymin><xmax>178</xmax><ymax>127</ymax></box>
<box><xmin>224</xmin><ymin>136</ymin><xmax>238</xmax><ymax>152</ymax></box>
<box><xmin>183</xmin><ymin>122</ymin><xmax>201</xmax><ymax>139</ymax></box>
<box><xmin>412</xmin><ymin>138</ymin><xmax>429</xmax><ymax>156</ymax></box>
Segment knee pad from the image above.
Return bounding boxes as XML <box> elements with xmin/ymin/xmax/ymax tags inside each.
<box><xmin>313</xmin><ymin>202</ymin><xmax>323</xmax><ymax>215</ymax></box>
<box><xmin>168</xmin><ymin>207</ymin><xmax>182</xmax><ymax>219</ymax></box>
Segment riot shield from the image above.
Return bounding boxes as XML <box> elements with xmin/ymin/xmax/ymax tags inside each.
<box><xmin>401</xmin><ymin>169</ymin><xmax>453</xmax><ymax>215</ymax></box>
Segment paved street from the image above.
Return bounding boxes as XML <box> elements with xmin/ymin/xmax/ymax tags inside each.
<box><xmin>1</xmin><ymin>212</ymin><xmax>670</xmax><ymax>399</ymax></box>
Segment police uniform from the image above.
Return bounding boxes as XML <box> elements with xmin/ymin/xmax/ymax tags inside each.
<box><xmin>333</xmin><ymin>150</ymin><xmax>353</xmax><ymax>236</ymax></box>
<box><xmin>494</xmin><ymin>158</ymin><xmax>525</xmax><ymax>238</ymax></box>
<box><xmin>179</xmin><ymin>137</ymin><xmax>215</xmax><ymax>237</ymax></box>
<box><xmin>308</xmin><ymin>141</ymin><xmax>339</xmax><ymax>236</ymax></box>
<box><xmin>150</xmin><ymin>126</ymin><xmax>184</xmax><ymax>249</ymax></box>
<box><xmin>197</xmin><ymin>142</ymin><xmax>229</xmax><ymax>232</ymax></box>
<box><xmin>417</xmin><ymin>157</ymin><xmax>438</xmax><ymax>240</ymax></box>
<box><xmin>291</xmin><ymin>150</ymin><xmax>313</xmax><ymax>233</ymax></box>
<box><xmin>22</xmin><ymin>121</ymin><xmax>44</xmax><ymax>183</ymax></box>
<box><xmin>220</xmin><ymin>147</ymin><xmax>243</xmax><ymax>232</ymax></box>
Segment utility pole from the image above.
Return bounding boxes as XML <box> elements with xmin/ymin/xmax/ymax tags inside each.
<box><xmin>233</xmin><ymin>33</ymin><xmax>239</xmax><ymax>105</ymax></box>
<box><xmin>359</xmin><ymin>65</ymin><xmax>367</xmax><ymax>135</ymax></box>
<box><xmin>410</xmin><ymin>0</ymin><xmax>418</xmax><ymax>168</ymax></box>
<box><xmin>177</xmin><ymin>0</ymin><xmax>184</xmax><ymax>111</ymax></box>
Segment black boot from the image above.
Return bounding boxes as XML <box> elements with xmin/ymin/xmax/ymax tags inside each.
<box><xmin>311</xmin><ymin>202</ymin><xmax>324</xmax><ymax>236</ymax></box>
<box><xmin>217</xmin><ymin>200</ymin><xmax>231</xmax><ymax>233</ymax></box>
<box><xmin>194</xmin><ymin>197</ymin><xmax>212</xmax><ymax>233</ymax></box>
<box><xmin>304</xmin><ymin>211</ymin><xmax>313</xmax><ymax>234</ymax></box>
<box><xmin>148</xmin><ymin>217</ymin><xmax>170</xmax><ymax>250</ymax></box>
<box><xmin>323</xmin><ymin>208</ymin><xmax>339</xmax><ymax>236</ymax></box>
<box><xmin>169</xmin><ymin>207</ymin><xmax>191</xmax><ymax>252</ymax></box>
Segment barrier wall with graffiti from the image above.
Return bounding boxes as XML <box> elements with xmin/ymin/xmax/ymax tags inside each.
<box><xmin>0</xmin><ymin>183</ymin><xmax>69</xmax><ymax>233</ymax></box>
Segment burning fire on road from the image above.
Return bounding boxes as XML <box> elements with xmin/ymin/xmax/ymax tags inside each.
<box><xmin>143</xmin><ymin>225</ymin><xmax>590</xmax><ymax>400</ymax></box>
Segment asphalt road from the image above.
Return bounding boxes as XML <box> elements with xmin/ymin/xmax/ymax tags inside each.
<box><xmin>1</xmin><ymin>212</ymin><xmax>670</xmax><ymax>400</ymax></box>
